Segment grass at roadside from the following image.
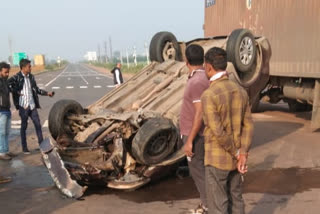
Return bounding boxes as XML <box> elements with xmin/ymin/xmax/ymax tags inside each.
<box><xmin>90</xmin><ymin>62</ymin><xmax>147</xmax><ymax>74</ymax></box>
<box><xmin>45</xmin><ymin>61</ymin><xmax>68</xmax><ymax>71</ymax></box>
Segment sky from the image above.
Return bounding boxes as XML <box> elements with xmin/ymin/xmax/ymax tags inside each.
<box><xmin>0</xmin><ymin>0</ymin><xmax>205</xmax><ymax>62</ymax></box>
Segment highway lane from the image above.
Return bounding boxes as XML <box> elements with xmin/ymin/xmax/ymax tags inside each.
<box><xmin>10</xmin><ymin>63</ymin><xmax>114</xmax><ymax>134</ymax></box>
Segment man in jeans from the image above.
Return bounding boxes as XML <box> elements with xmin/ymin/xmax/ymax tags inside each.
<box><xmin>9</xmin><ymin>59</ymin><xmax>54</xmax><ymax>154</ymax></box>
<box><xmin>0</xmin><ymin>62</ymin><xmax>12</xmax><ymax>161</ymax></box>
<box><xmin>180</xmin><ymin>44</ymin><xmax>210</xmax><ymax>213</ymax></box>
<box><xmin>201</xmin><ymin>47</ymin><xmax>254</xmax><ymax>214</ymax></box>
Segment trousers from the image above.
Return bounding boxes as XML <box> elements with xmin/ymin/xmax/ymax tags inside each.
<box><xmin>19</xmin><ymin>107</ymin><xmax>43</xmax><ymax>150</ymax></box>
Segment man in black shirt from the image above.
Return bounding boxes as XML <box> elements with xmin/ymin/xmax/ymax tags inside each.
<box><xmin>111</xmin><ymin>63</ymin><xmax>123</xmax><ymax>86</ymax></box>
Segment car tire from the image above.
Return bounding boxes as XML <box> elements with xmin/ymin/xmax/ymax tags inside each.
<box><xmin>131</xmin><ymin>117</ymin><xmax>178</xmax><ymax>165</ymax></box>
<box><xmin>149</xmin><ymin>31</ymin><xmax>182</xmax><ymax>62</ymax></box>
<box><xmin>227</xmin><ymin>29</ymin><xmax>257</xmax><ymax>73</ymax></box>
<box><xmin>251</xmin><ymin>94</ymin><xmax>260</xmax><ymax>113</ymax></box>
<box><xmin>49</xmin><ymin>100</ymin><xmax>84</xmax><ymax>140</ymax></box>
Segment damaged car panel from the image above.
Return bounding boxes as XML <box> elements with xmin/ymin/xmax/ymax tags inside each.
<box><xmin>43</xmin><ymin>29</ymin><xmax>271</xmax><ymax>198</ymax></box>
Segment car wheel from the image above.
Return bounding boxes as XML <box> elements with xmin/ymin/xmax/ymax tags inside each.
<box><xmin>227</xmin><ymin>29</ymin><xmax>257</xmax><ymax>73</ymax></box>
<box><xmin>149</xmin><ymin>31</ymin><xmax>182</xmax><ymax>62</ymax></box>
<box><xmin>49</xmin><ymin>100</ymin><xmax>84</xmax><ymax>140</ymax></box>
<box><xmin>131</xmin><ymin>117</ymin><xmax>178</xmax><ymax>165</ymax></box>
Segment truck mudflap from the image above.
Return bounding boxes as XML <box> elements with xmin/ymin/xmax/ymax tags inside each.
<box><xmin>311</xmin><ymin>79</ymin><xmax>320</xmax><ymax>130</ymax></box>
<box><xmin>40</xmin><ymin>138</ymin><xmax>87</xmax><ymax>199</ymax></box>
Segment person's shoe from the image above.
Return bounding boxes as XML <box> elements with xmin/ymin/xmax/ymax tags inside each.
<box><xmin>23</xmin><ymin>149</ymin><xmax>31</xmax><ymax>155</ymax></box>
<box><xmin>0</xmin><ymin>153</ymin><xmax>12</xmax><ymax>160</ymax></box>
<box><xmin>6</xmin><ymin>152</ymin><xmax>16</xmax><ymax>157</ymax></box>
<box><xmin>0</xmin><ymin>176</ymin><xmax>12</xmax><ymax>184</ymax></box>
<box><xmin>189</xmin><ymin>203</ymin><xmax>208</xmax><ymax>214</ymax></box>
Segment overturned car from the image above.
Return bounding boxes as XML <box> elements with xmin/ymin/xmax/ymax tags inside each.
<box><xmin>41</xmin><ymin>29</ymin><xmax>271</xmax><ymax>198</ymax></box>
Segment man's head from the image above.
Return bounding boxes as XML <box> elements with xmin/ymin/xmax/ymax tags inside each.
<box><xmin>20</xmin><ymin>59</ymin><xmax>32</xmax><ymax>74</ymax></box>
<box><xmin>204</xmin><ymin>47</ymin><xmax>227</xmax><ymax>79</ymax></box>
<box><xmin>0</xmin><ymin>62</ymin><xmax>10</xmax><ymax>80</ymax></box>
<box><xmin>185</xmin><ymin>44</ymin><xmax>204</xmax><ymax>70</ymax></box>
<box><xmin>116</xmin><ymin>63</ymin><xmax>122</xmax><ymax>69</ymax></box>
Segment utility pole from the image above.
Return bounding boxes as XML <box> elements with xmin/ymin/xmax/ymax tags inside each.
<box><xmin>8</xmin><ymin>36</ymin><xmax>13</xmax><ymax>65</ymax></box>
<box><xmin>104</xmin><ymin>41</ymin><xmax>108</xmax><ymax>63</ymax></box>
<box><xmin>133</xmin><ymin>46</ymin><xmax>137</xmax><ymax>66</ymax></box>
<box><xmin>109</xmin><ymin>36</ymin><xmax>113</xmax><ymax>62</ymax></box>
<box><xmin>120</xmin><ymin>51</ymin><xmax>123</xmax><ymax>65</ymax></box>
<box><xmin>97</xmin><ymin>44</ymin><xmax>101</xmax><ymax>63</ymax></box>
<box><xmin>145</xmin><ymin>42</ymin><xmax>150</xmax><ymax>64</ymax></box>
<box><xmin>126</xmin><ymin>48</ymin><xmax>130</xmax><ymax>68</ymax></box>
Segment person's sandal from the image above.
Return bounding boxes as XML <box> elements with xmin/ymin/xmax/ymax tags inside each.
<box><xmin>0</xmin><ymin>176</ymin><xmax>12</xmax><ymax>184</ymax></box>
<box><xmin>189</xmin><ymin>203</ymin><xmax>208</xmax><ymax>214</ymax></box>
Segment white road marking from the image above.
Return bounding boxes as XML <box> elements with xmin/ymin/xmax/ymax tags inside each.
<box><xmin>42</xmin><ymin>120</ymin><xmax>48</xmax><ymax>128</ymax></box>
<box><xmin>79</xmin><ymin>64</ymin><xmax>113</xmax><ymax>78</ymax></box>
<box><xmin>68</xmin><ymin>78</ymin><xmax>71</xmax><ymax>80</ymax></box>
<box><xmin>12</xmin><ymin>120</ymin><xmax>48</xmax><ymax>129</ymax></box>
<box><xmin>52</xmin><ymin>86</ymin><xmax>60</xmax><ymax>89</ymax></box>
<box><xmin>45</xmin><ymin>65</ymin><xmax>69</xmax><ymax>87</ymax></box>
<box><xmin>107</xmin><ymin>85</ymin><xmax>116</xmax><ymax>88</ymax></box>
<box><xmin>96</xmin><ymin>77</ymin><xmax>101</xmax><ymax>79</ymax></box>
<box><xmin>80</xmin><ymin>86</ymin><xmax>88</xmax><ymax>89</ymax></box>
<box><xmin>66</xmin><ymin>86</ymin><xmax>74</xmax><ymax>89</ymax></box>
<box><xmin>60</xmin><ymin>74</ymin><xmax>110</xmax><ymax>77</ymax></box>
<box><xmin>78</xmin><ymin>71</ymin><xmax>89</xmax><ymax>85</ymax></box>
<box><xmin>94</xmin><ymin>85</ymin><xmax>102</xmax><ymax>88</ymax></box>
<box><xmin>11</xmin><ymin>120</ymin><xmax>21</xmax><ymax>125</ymax></box>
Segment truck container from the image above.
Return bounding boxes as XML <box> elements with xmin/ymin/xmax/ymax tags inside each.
<box><xmin>204</xmin><ymin>0</ymin><xmax>320</xmax><ymax>129</ymax></box>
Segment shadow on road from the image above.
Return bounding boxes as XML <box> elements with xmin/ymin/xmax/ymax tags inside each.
<box><xmin>252</xmin><ymin>121</ymin><xmax>303</xmax><ymax>149</ymax></box>
<box><xmin>85</xmin><ymin>175</ymin><xmax>198</xmax><ymax>203</ymax></box>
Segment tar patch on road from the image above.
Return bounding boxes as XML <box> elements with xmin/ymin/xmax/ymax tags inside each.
<box><xmin>85</xmin><ymin>176</ymin><xmax>199</xmax><ymax>203</ymax></box>
<box><xmin>243</xmin><ymin>167</ymin><xmax>320</xmax><ymax>195</ymax></box>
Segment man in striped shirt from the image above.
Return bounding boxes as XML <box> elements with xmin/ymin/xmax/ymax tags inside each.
<box><xmin>9</xmin><ymin>59</ymin><xmax>54</xmax><ymax>154</ymax></box>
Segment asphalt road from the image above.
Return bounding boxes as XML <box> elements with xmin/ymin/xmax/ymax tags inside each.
<box><xmin>1</xmin><ymin>65</ymin><xmax>320</xmax><ymax>214</ymax></box>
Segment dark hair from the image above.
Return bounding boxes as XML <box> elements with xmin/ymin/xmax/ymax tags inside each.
<box><xmin>185</xmin><ymin>44</ymin><xmax>204</xmax><ymax>66</ymax></box>
<box><xmin>19</xmin><ymin>59</ymin><xmax>31</xmax><ymax>69</ymax></box>
<box><xmin>204</xmin><ymin>47</ymin><xmax>227</xmax><ymax>71</ymax></box>
<box><xmin>0</xmin><ymin>62</ymin><xmax>10</xmax><ymax>71</ymax></box>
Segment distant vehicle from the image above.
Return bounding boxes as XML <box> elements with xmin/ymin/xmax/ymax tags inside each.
<box><xmin>204</xmin><ymin>0</ymin><xmax>320</xmax><ymax>129</ymax></box>
<box><xmin>41</xmin><ymin>29</ymin><xmax>271</xmax><ymax>198</ymax></box>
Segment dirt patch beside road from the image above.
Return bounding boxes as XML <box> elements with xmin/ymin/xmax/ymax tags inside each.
<box><xmin>9</xmin><ymin>65</ymin><xmax>66</xmax><ymax>77</ymax></box>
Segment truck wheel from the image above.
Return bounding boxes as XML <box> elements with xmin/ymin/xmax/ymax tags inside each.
<box><xmin>132</xmin><ymin>118</ymin><xmax>178</xmax><ymax>165</ymax></box>
<box><xmin>49</xmin><ymin>100</ymin><xmax>84</xmax><ymax>140</ymax></box>
<box><xmin>227</xmin><ymin>29</ymin><xmax>257</xmax><ymax>73</ymax></box>
<box><xmin>149</xmin><ymin>32</ymin><xmax>182</xmax><ymax>62</ymax></box>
